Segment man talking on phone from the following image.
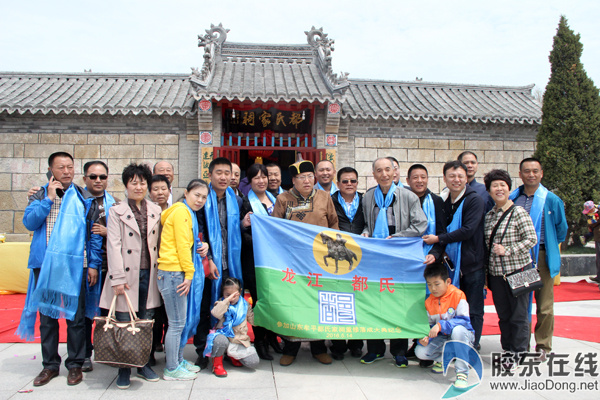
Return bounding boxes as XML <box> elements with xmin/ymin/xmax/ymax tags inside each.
<box><xmin>16</xmin><ymin>152</ymin><xmax>102</xmax><ymax>387</ymax></box>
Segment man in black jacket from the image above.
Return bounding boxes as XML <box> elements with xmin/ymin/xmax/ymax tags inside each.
<box><xmin>329</xmin><ymin>167</ymin><xmax>365</xmax><ymax>360</ymax></box>
<box><xmin>423</xmin><ymin>160</ymin><xmax>485</xmax><ymax>350</ymax></box>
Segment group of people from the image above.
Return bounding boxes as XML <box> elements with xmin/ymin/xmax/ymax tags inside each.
<box><xmin>18</xmin><ymin>148</ymin><xmax>567</xmax><ymax>390</ymax></box>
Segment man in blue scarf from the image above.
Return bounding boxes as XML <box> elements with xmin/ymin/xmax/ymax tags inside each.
<box><xmin>19</xmin><ymin>152</ymin><xmax>102</xmax><ymax>387</ymax></box>
<box><xmin>423</xmin><ymin>161</ymin><xmax>485</xmax><ymax>351</ymax></box>
<box><xmin>511</xmin><ymin>158</ymin><xmax>567</xmax><ymax>363</ymax></box>
<box><xmin>193</xmin><ymin>157</ymin><xmax>245</xmax><ymax>369</ymax></box>
<box><xmin>360</xmin><ymin>158</ymin><xmax>428</xmax><ymax>368</ymax></box>
<box><xmin>329</xmin><ymin>166</ymin><xmax>366</xmax><ymax>360</ymax></box>
<box><xmin>314</xmin><ymin>160</ymin><xmax>338</xmax><ymax>195</ymax></box>
<box><xmin>81</xmin><ymin>160</ymin><xmax>117</xmax><ymax>373</ymax></box>
<box><xmin>404</xmin><ymin>163</ymin><xmax>447</xmax><ymax>365</ymax></box>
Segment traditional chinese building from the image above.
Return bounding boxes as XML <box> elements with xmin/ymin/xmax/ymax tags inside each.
<box><xmin>0</xmin><ymin>24</ymin><xmax>541</xmax><ymax>240</ymax></box>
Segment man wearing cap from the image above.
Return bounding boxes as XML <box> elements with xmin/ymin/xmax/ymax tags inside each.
<box><xmin>272</xmin><ymin>160</ymin><xmax>339</xmax><ymax>366</ymax></box>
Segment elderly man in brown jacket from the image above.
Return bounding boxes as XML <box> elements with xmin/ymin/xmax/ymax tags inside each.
<box><xmin>272</xmin><ymin>160</ymin><xmax>339</xmax><ymax>367</ymax></box>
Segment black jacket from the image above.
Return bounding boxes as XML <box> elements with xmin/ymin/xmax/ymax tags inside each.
<box><xmin>240</xmin><ymin>197</ymin><xmax>268</xmax><ymax>292</ymax></box>
<box><xmin>418</xmin><ymin>189</ymin><xmax>447</xmax><ymax>262</ymax></box>
<box><xmin>438</xmin><ymin>185</ymin><xmax>485</xmax><ymax>274</ymax></box>
<box><xmin>331</xmin><ymin>191</ymin><xmax>365</xmax><ymax>235</ymax></box>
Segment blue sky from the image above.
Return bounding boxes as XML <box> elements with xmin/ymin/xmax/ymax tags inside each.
<box><xmin>1</xmin><ymin>0</ymin><xmax>598</xmax><ymax>94</ymax></box>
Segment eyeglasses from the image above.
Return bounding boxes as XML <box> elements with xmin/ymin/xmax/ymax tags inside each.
<box><xmin>86</xmin><ymin>174</ymin><xmax>108</xmax><ymax>181</ymax></box>
<box><xmin>295</xmin><ymin>174</ymin><xmax>314</xmax><ymax>181</ymax></box>
<box><xmin>340</xmin><ymin>179</ymin><xmax>358</xmax><ymax>184</ymax></box>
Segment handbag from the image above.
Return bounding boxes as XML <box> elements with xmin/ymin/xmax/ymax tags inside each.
<box><xmin>491</xmin><ymin>206</ymin><xmax>544</xmax><ymax>297</ymax></box>
<box><xmin>93</xmin><ymin>292</ymin><xmax>154</xmax><ymax>368</ymax></box>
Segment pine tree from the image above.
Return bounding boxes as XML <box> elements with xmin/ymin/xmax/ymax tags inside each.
<box><xmin>534</xmin><ymin>15</ymin><xmax>600</xmax><ymax>246</ymax></box>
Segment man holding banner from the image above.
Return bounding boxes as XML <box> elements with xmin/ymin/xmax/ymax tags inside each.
<box><xmin>272</xmin><ymin>160</ymin><xmax>339</xmax><ymax>366</ymax></box>
<box><xmin>423</xmin><ymin>160</ymin><xmax>485</xmax><ymax>351</ymax></box>
<box><xmin>360</xmin><ymin>158</ymin><xmax>428</xmax><ymax>367</ymax></box>
<box><xmin>252</xmin><ymin>159</ymin><xmax>431</xmax><ymax>370</ymax></box>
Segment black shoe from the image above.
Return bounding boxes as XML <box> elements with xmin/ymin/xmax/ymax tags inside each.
<box><xmin>155</xmin><ymin>343</ymin><xmax>164</xmax><ymax>352</ymax></box>
<box><xmin>475</xmin><ymin>343</ymin><xmax>481</xmax><ymax>352</ymax></box>
<box><xmin>350</xmin><ymin>349</ymin><xmax>363</xmax><ymax>358</ymax></box>
<box><xmin>195</xmin><ymin>355</ymin><xmax>209</xmax><ymax>370</ymax></box>
<box><xmin>406</xmin><ymin>341</ymin><xmax>418</xmax><ymax>360</ymax></box>
<box><xmin>331</xmin><ymin>351</ymin><xmax>344</xmax><ymax>361</ymax></box>
<box><xmin>590</xmin><ymin>276</ymin><xmax>599</xmax><ymax>283</ymax></box>
<box><xmin>268</xmin><ymin>335</ymin><xmax>283</xmax><ymax>354</ymax></box>
<box><xmin>255</xmin><ymin>341</ymin><xmax>274</xmax><ymax>361</ymax></box>
<box><xmin>419</xmin><ymin>360</ymin><xmax>434</xmax><ymax>368</ymax></box>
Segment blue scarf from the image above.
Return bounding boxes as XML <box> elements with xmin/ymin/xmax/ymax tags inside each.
<box><xmin>509</xmin><ymin>184</ymin><xmax>547</xmax><ymax>265</ymax></box>
<box><xmin>204</xmin><ymin>185</ymin><xmax>243</xmax><ymax>307</ymax></box>
<box><xmin>338</xmin><ymin>192</ymin><xmax>360</xmax><ymax>222</ymax></box>
<box><xmin>16</xmin><ymin>184</ymin><xmax>90</xmax><ymax>341</ymax></box>
<box><xmin>445</xmin><ymin>199</ymin><xmax>465</xmax><ymax>288</ymax></box>
<box><xmin>509</xmin><ymin>184</ymin><xmax>548</xmax><ymax>320</ymax></box>
<box><xmin>373</xmin><ymin>183</ymin><xmax>397</xmax><ymax>238</ymax></box>
<box><xmin>248</xmin><ymin>189</ymin><xmax>276</xmax><ymax>216</ymax></box>
<box><xmin>84</xmin><ymin>190</ymin><xmax>116</xmax><ymax>320</ymax></box>
<box><xmin>203</xmin><ymin>297</ymin><xmax>248</xmax><ymax>357</ymax></box>
<box><xmin>276</xmin><ymin>186</ymin><xmax>284</xmax><ymax>195</ymax></box>
<box><xmin>179</xmin><ymin>200</ymin><xmax>205</xmax><ymax>347</ymax></box>
<box><xmin>422</xmin><ymin>193</ymin><xmax>436</xmax><ymax>256</ymax></box>
<box><xmin>316</xmin><ymin>182</ymin><xmax>337</xmax><ymax>195</ymax></box>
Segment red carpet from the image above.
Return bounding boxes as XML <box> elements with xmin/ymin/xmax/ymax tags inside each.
<box><xmin>0</xmin><ymin>293</ymin><xmax>255</xmax><ymax>344</ymax></box>
<box><xmin>482</xmin><ymin>280</ymin><xmax>600</xmax><ymax>343</ymax></box>
<box><xmin>484</xmin><ymin>280</ymin><xmax>600</xmax><ymax>306</ymax></box>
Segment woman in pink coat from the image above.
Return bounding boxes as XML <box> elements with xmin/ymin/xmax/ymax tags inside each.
<box><xmin>99</xmin><ymin>163</ymin><xmax>162</xmax><ymax>389</ymax></box>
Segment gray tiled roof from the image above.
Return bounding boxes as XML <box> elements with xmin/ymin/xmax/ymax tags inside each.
<box><xmin>0</xmin><ymin>73</ymin><xmax>195</xmax><ymax>116</ymax></box>
<box><xmin>190</xmin><ymin>41</ymin><xmax>349</xmax><ymax>104</ymax></box>
<box><xmin>344</xmin><ymin>79</ymin><xmax>542</xmax><ymax>124</ymax></box>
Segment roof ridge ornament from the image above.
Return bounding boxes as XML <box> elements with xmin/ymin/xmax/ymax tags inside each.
<box><xmin>195</xmin><ymin>23</ymin><xmax>230</xmax><ymax>83</ymax></box>
<box><xmin>304</xmin><ymin>26</ymin><xmax>349</xmax><ymax>92</ymax></box>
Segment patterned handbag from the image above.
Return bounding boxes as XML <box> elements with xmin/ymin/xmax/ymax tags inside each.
<box><xmin>496</xmin><ymin>208</ymin><xmax>544</xmax><ymax>297</ymax></box>
<box><xmin>93</xmin><ymin>292</ymin><xmax>154</xmax><ymax>368</ymax></box>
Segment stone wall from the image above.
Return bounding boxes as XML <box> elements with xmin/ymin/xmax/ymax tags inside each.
<box><xmin>0</xmin><ymin>111</ymin><xmax>540</xmax><ymax>240</ymax></box>
<box><xmin>0</xmin><ymin>111</ymin><xmax>196</xmax><ymax>240</ymax></box>
<box><xmin>345</xmin><ymin>118</ymin><xmax>538</xmax><ymax>193</ymax></box>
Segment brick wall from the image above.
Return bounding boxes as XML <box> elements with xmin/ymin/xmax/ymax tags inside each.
<box><xmin>0</xmin><ymin>111</ymin><xmax>539</xmax><ymax>240</ymax></box>
<box><xmin>0</xmin><ymin>111</ymin><xmax>193</xmax><ymax>240</ymax></box>
<box><xmin>347</xmin><ymin>118</ymin><xmax>538</xmax><ymax>193</ymax></box>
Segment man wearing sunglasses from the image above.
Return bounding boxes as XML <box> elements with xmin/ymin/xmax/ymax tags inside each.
<box><xmin>329</xmin><ymin>166</ymin><xmax>365</xmax><ymax>360</ymax></box>
<box><xmin>81</xmin><ymin>161</ymin><xmax>118</xmax><ymax>372</ymax></box>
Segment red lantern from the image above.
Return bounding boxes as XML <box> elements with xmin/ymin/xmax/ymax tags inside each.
<box><xmin>248</xmin><ymin>150</ymin><xmax>274</xmax><ymax>164</ymax></box>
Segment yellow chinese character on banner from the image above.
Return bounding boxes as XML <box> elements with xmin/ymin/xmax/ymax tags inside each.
<box><xmin>318</xmin><ymin>326</ymin><xmax>324</xmax><ymax>332</ymax></box>
<box><xmin>283</xmin><ymin>323</ymin><xmax>289</xmax><ymax>329</ymax></box>
<box><xmin>311</xmin><ymin>325</ymin><xmax>317</xmax><ymax>331</ymax></box>
<box><xmin>353</xmin><ymin>327</ymin><xmax>359</xmax><ymax>333</ymax></box>
<box><xmin>360</xmin><ymin>327</ymin><xmax>366</xmax><ymax>333</ymax></box>
<box><xmin>289</xmin><ymin>112</ymin><xmax>302</xmax><ymax>129</ymax></box>
<box><xmin>367</xmin><ymin>327</ymin><xmax>373</xmax><ymax>333</ymax></box>
<box><xmin>381</xmin><ymin>327</ymin><xmax>387</xmax><ymax>333</ymax></box>
<box><xmin>325</xmin><ymin>327</ymin><xmax>331</xmax><ymax>332</ymax></box>
<box><xmin>242</xmin><ymin>111</ymin><xmax>255</xmax><ymax>126</ymax></box>
<box><xmin>395</xmin><ymin>327</ymin><xmax>402</xmax><ymax>333</ymax></box>
<box><xmin>276</xmin><ymin>112</ymin><xmax>286</xmax><ymax>126</ymax></box>
<box><xmin>277</xmin><ymin>321</ymin><xmax>283</xmax><ymax>327</ymax></box>
<box><xmin>332</xmin><ymin>327</ymin><xmax>338</xmax><ymax>332</ymax></box>
<box><xmin>375</xmin><ymin>328</ymin><xmax>380</xmax><ymax>333</ymax></box>
<box><xmin>259</xmin><ymin>111</ymin><xmax>271</xmax><ymax>127</ymax></box>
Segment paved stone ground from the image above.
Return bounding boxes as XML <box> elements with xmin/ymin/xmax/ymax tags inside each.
<box><xmin>1</xmin><ymin>276</ymin><xmax>598</xmax><ymax>400</ymax></box>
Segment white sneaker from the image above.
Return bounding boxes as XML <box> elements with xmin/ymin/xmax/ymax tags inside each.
<box><xmin>163</xmin><ymin>365</ymin><xmax>197</xmax><ymax>381</ymax></box>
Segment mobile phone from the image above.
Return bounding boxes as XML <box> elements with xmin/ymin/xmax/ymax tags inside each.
<box><xmin>46</xmin><ymin>170</ymin><xmax>53</xmax><ymax>181</ymax></box>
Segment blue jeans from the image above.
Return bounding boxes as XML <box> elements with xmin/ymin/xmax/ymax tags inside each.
<box><xmin>157</xmin><ymin>270</ymin><xmax>186</xmax><ymax>371</ymax></box>
<box><xmin>414</xmin><ymin>325</ymin><xmax>474</xmax><ymax>375</ymax></box>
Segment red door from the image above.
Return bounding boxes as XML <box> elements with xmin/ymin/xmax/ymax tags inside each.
<box><xmin>297</xmin><ymin>149</ymin><xmax>326</xmax><ymax>165</ymax></box>
<box><xmin>213</xmin><ymin>147</ymin><xmax>241</xmax><ymax>164</ymax></box>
